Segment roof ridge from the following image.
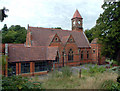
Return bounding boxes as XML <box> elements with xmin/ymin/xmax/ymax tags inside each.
<box><xmin>29</xmin><ymin>26</ymin><xmax>81</xmax><ymax>32</ymax></box>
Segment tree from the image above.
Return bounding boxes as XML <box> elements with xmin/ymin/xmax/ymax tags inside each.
<box><xmin>2</xmin><ymin>25</ymin><xmax>27</xmax><ymax>43</ymax></box>
<box><xmin>52</xmin><ymin>27</ymin><xmax>62</xmax><ymax>29</ymax></box>
<box><xmin>94</xmin><ymin>1</ymin><xmax>120</xmax><ymax>61</ymax></box>
<box><xmin>2</xmin><ymin>24</ymin><xmax>8</xmax><ymax>32</ymax></box>
<box><xmin>84</xmin><ymin>28</ymin><xmax>94</xmax><ymax>43</ymax></box>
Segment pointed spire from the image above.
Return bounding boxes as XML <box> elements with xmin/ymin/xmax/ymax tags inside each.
<box><xmin>72</xmin><ymin>9</ymin><xmax>82</xmax><ymax>18</ymax></box>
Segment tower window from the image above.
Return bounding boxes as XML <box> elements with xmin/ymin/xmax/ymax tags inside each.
<box><xmin>78</xmin><ymin>21</ymin><xmax>81</xmax><ymax>24</ymax></box>
<box><xmin>73</xmin><ymin>21</ymin><xmax>76</xmax><ymax>25</ymax></box>
<box><xmin>68</xmin><ymin>49</ymin><xmax>73</xmax><ymax>61</ymax></box>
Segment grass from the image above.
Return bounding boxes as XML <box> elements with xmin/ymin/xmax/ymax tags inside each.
<box><xmin>31</xmin><ymin>65</ymin><xmax>119</xmax><ymax>89</ymax></box>
<box><xmin>39</xmin><ymin>71</ymin><xmax>118</xmax><ymax>89</ymax></box>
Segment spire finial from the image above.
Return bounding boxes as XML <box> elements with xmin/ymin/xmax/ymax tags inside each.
<box><xmin>72</xmin><ymin>9</ymin><xmax>82</xmax><ymax>19</ymax></box>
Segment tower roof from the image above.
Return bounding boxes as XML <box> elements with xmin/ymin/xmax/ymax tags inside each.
<box><xmin>72</xmin><ymin>9</ymin><xmax>82</xmax><ymax>18</ymax></box>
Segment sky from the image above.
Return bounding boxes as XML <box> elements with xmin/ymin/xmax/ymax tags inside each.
<box><xmin>0</xmin><ymin>0</ymin><xmax>104</xmax><ymax>31</ymax></box>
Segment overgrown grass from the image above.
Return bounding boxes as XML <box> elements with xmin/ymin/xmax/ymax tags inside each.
<box><xmin>32</xmin><ymin>66</ymin><xmax>118</xmax><ymax>89</ymax></box>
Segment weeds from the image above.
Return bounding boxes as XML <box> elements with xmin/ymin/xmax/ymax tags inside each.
<box><xmin>32</xmin><ymin>65</ymin><xmax>118</xmax><ymax>89</ymax></box>
<box><xmin>101</xmin><ymin>80</ymin><xmax>120</xmax><ymax>90</ymax></box>
<box><xmin>61</xmin><ymin>66</ymin><xmax>72</xmax><ymax>78</ymax></box>
<box><xmin>82</xmin><ymin>64</ymin><xmax>106</xmax><ymax>76</ymax></box>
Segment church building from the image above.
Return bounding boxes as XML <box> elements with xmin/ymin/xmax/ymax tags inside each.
<box><xmin>2</xmin><ymin>10</ymin><xmax>105</xmax><ymax>76</ymax></box>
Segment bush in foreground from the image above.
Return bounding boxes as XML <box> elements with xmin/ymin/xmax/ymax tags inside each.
<box><xmin>2</xmin><ymin>75</ymin><xmax>44</xmax><ymax>91</ymax></box>
<box><xmin>101</xmin><ymin>80</ymin><xmax>120</xmax><ymax>90</ymax></box>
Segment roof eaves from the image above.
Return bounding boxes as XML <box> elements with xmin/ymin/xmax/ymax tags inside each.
<box><xmin>83</xmin><ymin>32</ymin><xmax>91</xmax><ymax>47</ymax></box>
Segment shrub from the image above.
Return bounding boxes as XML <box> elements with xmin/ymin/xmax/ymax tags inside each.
<box><xmin>81</xmin><ymin>69</ymin><xmax>89</xmax><ymax>75</ymax></box>
<box><xmin>117</xmin><ymin>76</ymin><xmax>120</xmax><ymax>83</ymax></box>
<box><xmin>51</xmin><ymin>70</ymin><xmax>62</xmax><ymax>78</ymax></box>
<box><xmin>89</xmin><ymin>65</ymin><xmax>106</xmax><ymax>74</ymax></box>
<box><xmin>101</xmin><ymin>80</ymin><xmax>120</xmax><ymax>90</ymax></box>
<box><xmin>2</xmin><ymin>75</ymin><xmax>44</xmax><ymax>90</ymax></box>
<box><xmin>61</xmin><ymin>66</ymin><xmax>72</xmax><ymax>77</ymax></box>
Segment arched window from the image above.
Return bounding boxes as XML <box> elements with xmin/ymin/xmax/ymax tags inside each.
<box><xmin>54</xmin><ymin>52</ymin><xmax>59</xmax><ymax>62</ymax></box>
<box><xmin>81</xmin><ymin>51</ymin><xmax>83</xmax><ymax>60</ymax></box>
<box><xmin>68</xmin><ymin>49</ymin><xmax>73</xmax><ymax>61</ymax></box>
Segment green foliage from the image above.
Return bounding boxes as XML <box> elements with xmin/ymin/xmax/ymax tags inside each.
<box><xmin>105</xmin><ymin>59</ymin><xmax>119</xmax><ymax>66</ymax></box>
<box><xmin>89</xmin><ymin>65</ymin><xmax>106</xmax><ymax>74</ymax></box>
<box><xmin>86</xmin><ymin>2</ymin><xmax>120</xmax><ymax>61</ymax></box>
<box><xmin>2</xmin><ymin>75</ymin><xmax>44</xmax><ymax>90</ymax></box>
<box><xmin>2</xmin><ymin>55</ymin><xmax>7</xmax><ymax>73</ymax></box>
<box><xmin>97</xmin><ymin>2</ymin><xmax>120</xmax><ymax>61</ymax></box>
<box><xmin>61</xmin><ymin>66</ymin><xmax>72</xmax><ymax>77</ymax></box>
<box><xmin>52</xmin><ymin>27</ymin><xmax>62</xmax><ymax>29</ymax></box>
<box><xmin>2</xmin><ymin>24</ymin><xmax>8</xmax><ymax>32</ymax></box>
<box><xmin>81</xmin><ymin>69</ymin><xmax>89</xmax><ymax>75</ymax></box>
<box><xmin>101</xmin><ymin>80</ymin><xmax>120</xmax><ymax>90</ymax></box>
<box><xmin>51</xmin><ymin>70</ymin><xmax>62</xmax><ymax>78</ymax></box>
<box><xmin>2</xmin><ymin>24</ymin><xmax>27</xmax><ymax>43</ymax></box>
<box><xmin>51</xmin><ymin>66</ymin><xmax>72</xmax><ymax>79</ymax></box>
<box><xmin>84</xmin><ymin>27</ymin><xmax>98</xmax><ymax>43</ymax></box>
<box><xmin>84</xmin><ymin>29</ymin><xmax>93</xmax><ymax>43</ymax></box>
<box><xmin>81</xmin><ymin>65</ymin><xmax>106</xmax><ymax>76</ymax></box>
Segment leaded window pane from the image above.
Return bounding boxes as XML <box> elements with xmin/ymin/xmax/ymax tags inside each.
<box><xmin>35</xmin><ymin>61</ymin><xmax>48</xmax><ymax>72</ymax></box>
<box><xmin>68</xmin><ymin>49</ymin><xmax>73</xmax><ymax>61</ymax></box>
<box><xmin>21</xmin><ymin>63</ymin><xmax>30</xmax><ymax>73</ymax></box>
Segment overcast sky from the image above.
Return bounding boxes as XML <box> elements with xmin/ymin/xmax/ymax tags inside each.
<box><xmin>0</xmin><ymin>0</ymin><xmax>104</xmax><ymax>31</ymax></box>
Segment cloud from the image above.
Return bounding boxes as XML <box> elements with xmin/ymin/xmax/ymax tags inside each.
<box><xmin>0</xmin><ymin>0</ymin><xmax>104</xmax><ymax>30</ymax></box>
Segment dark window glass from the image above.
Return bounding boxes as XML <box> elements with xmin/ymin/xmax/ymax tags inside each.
<box><xmin>87</xmin><ymin>51</ymin><xmax>89</xmax><ymax>59</ymax></box>
<box><xmin>53</xmin><ymin>52</ymin><xmax>59</xmax><ymax>62</ymax></box>
<box><xmin>55</xmin><ymin>37</ymin><xmax>58</xmax><ymax>42</ymax></box>
<box><xmin>35</xmin><ymin>61</ymin><xmax>48</xmax><ymax>72</ymax></box>
<box><xmin>68</xmin><ymin>49</ymin><xmax>73</xmax><ymax>61</ymax></box>
<box><xmin>8</xmin><ymin>63</ymin><xmax>16</xmax><ymax>76</ymax></box>
<box><xmin>21</xmin><ymin>63</ymin><xmax>30</xmax><ymax>73</ymax></box>
<box><xmin>54</xmin><ymin>56</ymin><xmax>59</xmax><ymax>62</ymax></box>
<box><xmin>93</xmin><ymin>49</ymin><xmax>95</xmax><ymax>53</ymax></box>
<box><xmin>81</xmin><ymin>51</ymin><xmax>83</xmax><ymax>60</ymax></box>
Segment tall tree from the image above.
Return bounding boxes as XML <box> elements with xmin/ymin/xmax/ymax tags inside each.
<box><xmin>2</xmin><ymin>25</ymin><xmax>27</xmax><ymax>43</ymax></box>
<box><xmin>95</xmin><ymin>1</ymin><xmax>120</xmax><ymax>61</ymax></box>
<box><xmin>2</xmin><ymin>24</ymin><xmax>8</xmax><ymax>32</ymax></box>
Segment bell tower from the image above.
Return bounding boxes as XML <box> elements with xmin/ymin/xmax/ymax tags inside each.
<box><xmin>71</xmin><ymin>9</ymin><xmax>83</xmax><ymax>32</ymax></box>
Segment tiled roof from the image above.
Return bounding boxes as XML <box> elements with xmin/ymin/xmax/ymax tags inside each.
<box><xmin>72</xmin><ymin>9</ymin><xmax>82</xmax><ymax>19</ymax></box>
<box><xmin>8</xmin><ymin>44</ymin><xmax>58</xmax><ymax>62</ymax></box>
<box><xmin>28</xmin><ymin>26</ymin><xmax>90</xmax><ymax>48</ymax></box>
<box><xmin>47</xmin><ymin>46</ymin><xmax>58</xmax><ymax>60</ymax></box>
<box><xmin>61</xmin><ymin>36</ymin><xmax>69</xmax><ymax>45</ymax></box>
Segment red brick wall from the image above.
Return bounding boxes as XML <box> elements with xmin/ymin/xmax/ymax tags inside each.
<box><xmin>90</xmin><ymin>43</ymin><xmax>106</xmax><ymax>64</ymax></box>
